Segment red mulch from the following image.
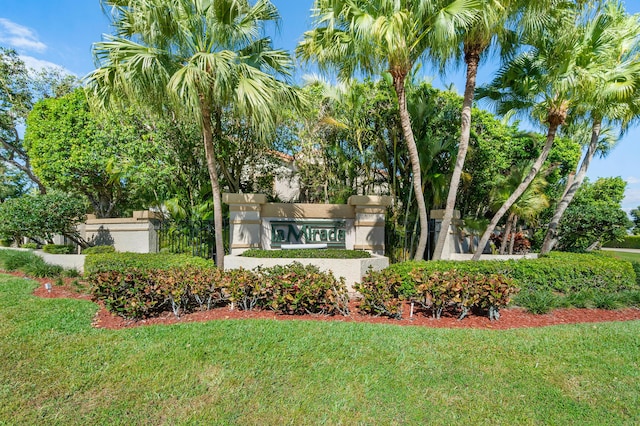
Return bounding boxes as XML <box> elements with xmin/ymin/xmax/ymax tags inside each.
<box><xmin>16</xmin><ymin>272</ymin><xmax>640</xmax><ymax>331</ymax></box>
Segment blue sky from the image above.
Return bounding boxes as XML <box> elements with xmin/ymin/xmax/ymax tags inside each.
<box><xmin>2</xmin><ymin>0</ymin><xmax>639</xmax><ymax>211</ymax></box>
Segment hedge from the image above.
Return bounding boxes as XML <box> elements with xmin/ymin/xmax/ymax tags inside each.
<box><xmin>42</xmin><ymin>244</ymin><xmax>76</xmax><ymax>254</ymax></box>
<box><xmin>386</xmin><ymin>252</ymin><xmax>637</xmax><ymax>295</ymax></box>
<box><xmin>84</xmin><ymin>252</ymin><xmax>214</xmax><ymax>276</ymax></box>
<box><xmin>603</xmin><ymin>236</ymin><xmax>640</xmax><ymax>249</ymax></box>
<box><xmin>363</xmin><ymin>252</ymin><xmax>638</xmax><ymax>317</ymax></box>
<box><xmin>242</xmin><ymin>248</ymin><xmax>371</xmax><ymax>259</ymax></box>
<box><xmin>82</xmin><ymin>245</ymin><xmax>116</xmax><ymax>255</ymax></box>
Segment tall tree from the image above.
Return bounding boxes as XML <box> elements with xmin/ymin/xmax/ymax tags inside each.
<box><xmin>540</xmin><ymin>1</ymin><xmax>640</xmax><ymax>253</ymax></box>
<box><xmin>432</xmin><ymin>0</ymin><xmax>569</xmax><ymax>259</ymax></box>
<box><xmin>555</xmin><ymin>177</ymin><xmax>630</xmax><ymax>251</ymax></box>
<box><xmin>0</xmin><ymin>48</ymin><xmax>45</xmax><ymax>193</ymax></box>
<box><xmin>472</xmin><ymin>2</ymin><xmax>599</xmax><ymax>260</ymax></box>
<box><xmin>297</xmin><ymin>0</ymin><xmax>479</xmax><ymax>260</ymax></box>
<box><xmin>489</xmin><ymin>163</ymin><xmax>549</xmax><ymax>254</ymax></box>
<box><xmin>88</xmin><ymin>0</ymin><xmax>301</xmax><ymax>268</ymax></box>
<box><xmin>631</xmin><ymin>206</ymin><xmax>640</xmax><ymax>235</ymax></box>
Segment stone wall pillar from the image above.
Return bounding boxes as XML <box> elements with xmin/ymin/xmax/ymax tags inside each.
<box><xmin>348</xmin><ymin>195</ymin><xmax>392</xmax><ymax>255</ymax></box>
<box><xmin>222</xmin><ymin>193</ymin><xmax>267</xmax><ymax>254</ymax></box>
<box><xmin>430</xmin><ymin>209</ymin><xmax>462</xmax><ymax>260</ymax></box>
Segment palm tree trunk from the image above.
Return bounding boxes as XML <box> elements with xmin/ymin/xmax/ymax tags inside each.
<box><xmin>499</xmin><ymin>212</ymin><xmax>514</xmax><ymax>255</ymax></box>
<box><xmin>508</xmin><ymin>215</ymin><xmax>518</xmax><ymax>255</ymax></box>
<box><xmin>392</xmin><ymin>72</ymin><xmax>429</xmax><ymax>260</ymax></box>
<box><xmin>540</xmin><ymin>118</ymin><xmax>601</xmax><ymax>254</ymax></box>
<box><xmin>200</xmin><ymin>99</ymin><xmax>226</xmax><ymax>269</ymax></box>
<box><xmin>432</xmin><ymin>48</ymin><xmax>480</xmax><ymax>260</ymax></box>
<box><xmin>472</xmin><ymin>122</ymin><xmax>560</xmax><ymax>260</ymax></box>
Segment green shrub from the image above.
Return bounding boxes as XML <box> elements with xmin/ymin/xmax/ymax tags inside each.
<box><xmin>89</xmin><ymin>260</ymin><xmax>350</xmax><ymax>320</ymax></box>
<box><xmin>632</xmin><ymin>262</ymin><xmax>640</xmax><ymax>286</ymax></box>
<box><xmin>616</xmin><ymin>290</ymin><xmax>640</xmax><ymax>307</ymax></box>
<box><xmin>563</xmin><ymin>290</ymin><xmax>596</xmax><ymax>309</ymax></box>
<box><xmin>90</xmin><ymin>265</ymin><xmax>227</xmax><ymax>319</ymax></box>
<box><xmin>0</xmin><ymin>239</ymin><xmax>13</xmax><ymax>247</ymax></box>
<box><xmin>388</xmin><ymin>252</ymin><xmax>636</xmax><ymax>296</ymax></box>
<box><xmin>513</xmin><ymin>290</ymin><xmax>560</xmax><ymax>314</ymax></box>
<box><xmin>62</xmin><ymin>268</ymin><xmax>81</xmax><ymax>278</ymax></box>
<box><xmin>42</xmin><ymin>244</ymin><xmax>76</xmax><ymax>254</ymax></box>
<box><xmin>84</xmin><ymin>252</ymin><xmax>214</xmax><ymax>276</ymax></box>
<box><xmin>0</xmin><ymin>249</ymin><xmax>39</xmax><ymax>271</ymax></box>
<box><xmin>410</xmin><ymin>269</ymin><xmax>517</xmax><ymax>320</ymax></box>
<box><xmin>21</xmin><ymin>242</ymin><xmax>39</xmax><ymax>249</ymax></box>
<box><xmin>0</xmin><ymin>249</ymin><xmax>63</xmax><ymax>277</ymax></box>
<box><xmin>24</xmin><ymin>261</ymin><xmax>64</xmax><ymax>278</ymax></box>
<box><xmin>592</xmin><ymin>292</ymin><xmax>622</xmax><ymax>310</ymax></box>
<box><xmin>354</xmin><ymin>269</ymin><xmax>405</xmax><ymax>319</ymax></box>
<box><xmin>242</xmin><ymin>248</ymin><xmax>371</xmax><ymax>259</ymax></box>
<box><xmin>603</xmin><ymin>235</ymin><xmax>640</xmax><ymax>249</ymax></box>
<box><xmin>82</xmin><ymin>245</ymin><xmax>116</xmax><ymax>254</ymax></box>
<box><xmin>258</xmin><ymin>263</ymin><xmax>349</xmax><ymax>315</ymax></box>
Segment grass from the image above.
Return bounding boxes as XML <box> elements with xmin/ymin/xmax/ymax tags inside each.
<box><xmin>604</xmin><ymin>250</ymin><xmax>640</xmax><ymax>263</ymax></box>
<box><xmin>1</xmin><ymin>274</ymin><xmax>639</xmax><ymax>425</ymax></box>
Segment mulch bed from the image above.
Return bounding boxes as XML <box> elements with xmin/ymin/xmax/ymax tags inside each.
<box><xmin>13</xmin><ymin>272</ymin><xmax>640</xmax><ymax>331</ymax></box>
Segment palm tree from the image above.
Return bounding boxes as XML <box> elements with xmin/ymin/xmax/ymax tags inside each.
<box><xmin>471</xmin><ymin>2</ymin><xmax>602</xmax><ymax>260</ymax></box>
<box><xmin>297</xmin><ymin>0</ymin><xmax>479</xmax><ymax>260</ymax></box>
<box><xmin>431</xmin><ymin>0</ymin><xmax>570</xmax><ymax>259</ymax></box>
<box><xmin>540</xmin><ymin>2</ymin><xmax>640</xmax><ymax>254</ymax></box>
<box><xmin>489</xmin><ymin>163</ymin><xmax>549</xmax><ymax>254</ymax></box>
<box><xmin>87</xmin><ymin>0</ymin><xmax>300</xmax><ymax>268</ymax></box>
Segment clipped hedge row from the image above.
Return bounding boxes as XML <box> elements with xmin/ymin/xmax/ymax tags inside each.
<box><xmin>242</xmin><ymin>248</ymin><xmax>371</xmax><ymax>259</ymax></box>
<box><xmin>82</xmin><ymin>245</ymin><xmax>116</xmax><ymax>255</ymax></box>
<box><xmin>84</xmin><ymin>252</ymin><xmax>214</xmax><ymax>275</ymax></box>
<box><xmin>386</xmin><ymin>252</ymin><xmax>637</xmax><ymax>295</ymax></box>
<box><xmin>42</xmin><ymin>244</ymin><xmax>76</xmax><ymax>254</ymax></box>
<box><xmin>87</xmin><ymin>255</ymin><xmax>350</xmax><ymax>319</ymax></box>
<box><xmin>603</xmin><ymin>236</ymin><xmax>640</xmax><ymax>249</ymax></box>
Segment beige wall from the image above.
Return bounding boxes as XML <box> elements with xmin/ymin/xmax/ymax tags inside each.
<box><xmin>82</xmin><ymin>211</ymin><xmax>160</xmax><ymax>253</ymax></box>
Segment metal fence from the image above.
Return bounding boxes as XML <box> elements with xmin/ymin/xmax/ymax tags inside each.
<box><xmin>158</xmin><ymin>219</ymin><xmax>228</xmax><ymax>262</ymax></box>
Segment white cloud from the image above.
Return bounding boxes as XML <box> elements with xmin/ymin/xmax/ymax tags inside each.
<box><xmin>0</xmin><ymin>18</ymin><xmax>47</xmax><ymax>53</ymax></box>
<box><xmin>19</xmin><ymin>55</ymin><xmax>73</xmax><ymax>75</ymax></box>
<box><xmin>623</xmin><ymin>189</ymin><xmax>640</xmax><ymax>212</ymax></box>
<box><xmin>626</xmin><ymin>176</ymin><xmax>640</xmax><ymax>185</ymax></box>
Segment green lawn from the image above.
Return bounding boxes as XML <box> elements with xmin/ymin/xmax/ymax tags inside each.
<box><xmin>604</xmin><ymin>249</ymin><xmax>640</xmax><ymax>263</ymax></box>
<box><xmin>1</xmin><ymin>275</ymin><xmax>639</xmax><ymax>425</ymax></box>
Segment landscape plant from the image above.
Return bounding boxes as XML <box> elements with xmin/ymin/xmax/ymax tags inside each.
<box><xmin>540</xmin><ymin>2</ymin><xmax>640</xmax><ymax>253</ymax></box>
<box><xmin>242</xmin><ymin>248</ymin><xmax>371</xmax><ymax>259</ymax></box>
<box><xmin>89</xmin><ymin>0</ymin><xmax>301</xmax><ymax>268</ymax></box>
<box><xmin>472</xmin><ymin>2</ymin><xmax>628</xmax><ymax>260</ymax></box>
<box><xmin>555</xmin><ymin>177</ymin><xmax>631</xmax><ymax>252</ymax></box>
<box><xmin>354</xmin><ymin>268</ymin><xmax>406</xmax><ymax>319</ymax></box>
<box><xmin>410</xmin><ymin>269</ymin><xmax>517</xmax><ymax>320</ymax></box>
<box><xmin>87</xmin><ymin>257</ymin><xmax>350</xmax><ymax>320</ymax></box>
<box><xmin>604</xmin><ymin>235</ymin><xmax>640</xmax><ymax>249</ymax></box>
<box><xmin>42</xmin><ymin>244</ymin><xmax>76</xmax><ymax>255</ymax></box>
<box><xmin>0</xmin><ymin>192</ymin><xmax>89</xmax><ymax>248</ymax></box>
<box><xmin>0</xmin><ymin>249</ymin><xmax>64</xmax><ymax>278</ymax></box>
<box><xmin>298</xmin><ymin>0</ymin><xmax>480</xmax><ymax>260</ymax></box>
<box><xmin>2</xmin><ymin>274</ymin><xmax>640</xmax><ymax>424</ymax></box>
